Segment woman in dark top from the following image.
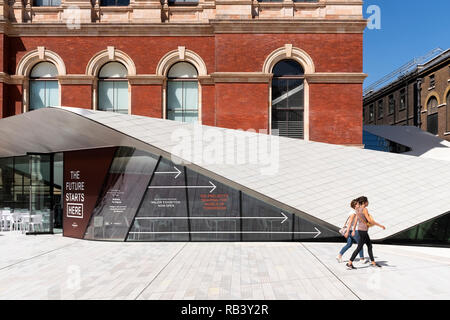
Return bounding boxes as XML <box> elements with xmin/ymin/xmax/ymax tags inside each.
<box><xmin>346</xmin><ymin>196</ymin><xmax>386</xmax><ymax>270</ymax></box>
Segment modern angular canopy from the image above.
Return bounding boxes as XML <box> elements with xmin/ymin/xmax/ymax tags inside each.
<box><xmin>1</xmin><ymin>107</ymin><xmax>450</xmax><ymax>240</ymax></box>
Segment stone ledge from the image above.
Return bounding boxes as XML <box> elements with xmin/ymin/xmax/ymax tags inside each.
<box><xmin>306</xmin><ymin>72</ymin><xmax>367</xmax><ymax>84</ymax></box>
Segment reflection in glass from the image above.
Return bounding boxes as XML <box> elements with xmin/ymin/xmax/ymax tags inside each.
<box><xmin>271</xmin><ymin>60</ymin><xmax>305</xmax><ymax>139</ymax></box>
<box><xmin>29</xmin><ymin>62</ymin><xmax>59</xmax><ymax>111</ymax></box>
<box><xmin>98</xmin><ymin>62</ymin><xmax>129</xmax><ymax>114</ymax></box>
<box><xmin>167</xmin><ymin>62</ymin><xmax>199</xmax><ymax>123</ymax></box>
<box><xmin>84</xmin><ymin>147</ymin><xmax>158</xmax><ymax>241</ymax></box>
<box><xmin>29</xmin><ymin>155</ymin><xmax>52</xmax><ymax>233</ymax></box>
<box><xmin>128</xmin><ymin>158</ymin><xmax>189</xmax><ymax>241</ymax></box>
<box><xmin>385</xmin><ymin>212</ymin><xmax>450</xmax><ymax>245</ymax></box>
<box><xmin>186</xmin><ymin>168</ymin><xmax>240</xmax><ymax>241</ymax></box>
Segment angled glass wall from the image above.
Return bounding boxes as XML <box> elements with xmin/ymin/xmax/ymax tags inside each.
<box><xmin>119</xmin><ymin>148</ymin><xmax>340</xmax><ymax>242</ymax></box>
<box><xmin>127</xmin><ymin>157</ymin><xmax>190</xmax><ymax>242</ymax></box>
<box><xmin>383</xmin><ymin>212</ymin><xmax>450</xmax><ymax>246</ymax></box>
<box><xmin>84</xmin><ymin>147</ymin><xmax>158</xmax><ymax>241</ymax></box>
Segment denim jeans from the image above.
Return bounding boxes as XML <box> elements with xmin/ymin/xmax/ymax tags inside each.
<box><xmin>339</xmin><ymin>230</ymin><xmax>364</xmax><ymax>258</ymax></box>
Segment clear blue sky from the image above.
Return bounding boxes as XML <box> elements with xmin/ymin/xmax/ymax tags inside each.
<box><xmin>363</xmin><ymin>0</ymin><xmax>450</xmax><ymax>88</ymax></box>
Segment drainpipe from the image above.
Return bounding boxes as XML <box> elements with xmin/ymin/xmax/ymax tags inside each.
<box><xmin>416</xmin><ymin>78</ymin><xmax>422</xmax><ymax>128</ymax></box>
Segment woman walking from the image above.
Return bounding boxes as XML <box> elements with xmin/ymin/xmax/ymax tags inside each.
<box><xmin>336</xmin><ymin>199</ymin><xmax>366</xmax><ymax>263</ymax></box>
<box><xmin>346</xmin><ymin>196</ymin><xmax>386</xmax><ymax>270</ymax></box>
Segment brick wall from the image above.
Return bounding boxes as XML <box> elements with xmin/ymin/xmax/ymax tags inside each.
<box><xmin>7</xmin><ymin>37</ymin><xmax>215</xmax><ymax>75</ymax></box>
<box><xmin>310</xmin><ymin>83</ymin><xmax>363</xmax><ymax>145</ymax></box>
<box><xmin>215</xmin><ymin>83</ymin><xmax>269</xmax><ymax>131</ymax></box>
<box><xmin>215</xmin><ymin>33</ymin><xmax>363</xmax><ymax>73</ymax></box>
<box><xmin>131</xmin><ymin>84</ymin><xmax>162</xmax><ymax>118</ymax></box>
<box><xmin>61</xmin><ymin>85</ymin><xmax>92</xmax><ymax>109</ymax></box>
<box><xmin>2</xmin><ymin>34</ymin><xmax>363</xmax><ymax>145</ymax></box>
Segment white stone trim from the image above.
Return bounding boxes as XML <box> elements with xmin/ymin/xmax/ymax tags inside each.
<box><xmin>16</xmin><ymin>47</ymin><xmax>67</xmax><ymax>77</ymax></box>
<box><xmin>156</xmin><ymin>49</ymin><xmax>208</xmax><ymax>77</ymax></box>
<box><xmin>86</xmin><ymin>47</ymin><xmax>136</xmax><ymax>114</ymax></box>
<box><xmin>86</xmin><ymin>47</ymin><xmax>137</xmax><ymax>77</ymax></box>
<box><xmin>262</xmin><ymin>45</ymin><xmax>315</xmax><ymax>74</ymax></box>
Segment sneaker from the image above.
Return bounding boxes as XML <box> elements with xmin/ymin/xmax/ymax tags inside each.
<box><xmin>370</xmin><ymin>262</ymin><xmax>382</xmax><ymax>268</ymax></box>
<box><xmin>346</xmin><ymin>263</ymin><xmax>357</xmax><ymax>270</ymax></box>
<box><xmin>336</xmin><ymin>255</ymin><xmax>343</xmax><ymax>263</ymax></box>
<box><xmin>360</xmin><ymin>258</ymin><xmax>369</xmax><ymax>264</ymax></box>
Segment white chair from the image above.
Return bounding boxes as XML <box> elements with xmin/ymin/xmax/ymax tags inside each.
<box><xmin>28</xmin><ymin>214</ymin><xmax>44</xmax><ymax>233</ymax></box>
<box><xmin>4</xmin><ymin>214</ymin><xmax>14</xmax><ymax>231</ymax></box>
<box><xmin>12</xmin><ymin>213</ymin><xmax>22</xmax><ymax>231</ymax></box>
<box><xmin>94</xmin><ymin>216</ymin><xmax>104</xmax><ymax>238</ymax></box>
<box><xmin>0</xmin><ymin>209</ymin><xmax>10</xmax><ymax>231</ymax></box>
<box><xmin>20</xmin><ymin>215</ymin><xmax>31</xmax><ymax>233</ymax></box>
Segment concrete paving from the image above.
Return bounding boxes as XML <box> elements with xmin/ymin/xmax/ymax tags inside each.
<box><xmin>0</xmin><ymin>231</ymin><xmax>449</xmax><ymax>300</ymax></box>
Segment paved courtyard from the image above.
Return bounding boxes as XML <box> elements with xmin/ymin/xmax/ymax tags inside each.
<box><xmin>0</xmin><ymin>232</ymin><xmax>449</xmax><ymax>300</ymax></box>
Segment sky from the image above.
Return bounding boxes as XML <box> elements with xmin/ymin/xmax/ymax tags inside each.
<box><xmin>362</xmin><ymin>0</ymin><xmax>450</xmax><ymax>89</ymax></box>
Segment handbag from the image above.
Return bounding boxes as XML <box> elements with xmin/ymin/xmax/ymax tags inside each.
<box><xmin>339</xmin><ymin>216</ymin><xmax>350</xmax><ymax>236</ymax></box>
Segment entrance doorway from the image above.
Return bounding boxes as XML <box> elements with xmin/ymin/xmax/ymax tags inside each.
<box><xmin>26</xmin><ymin>152</ymin><xmax>63</xmax><ymax>234</ymax></box>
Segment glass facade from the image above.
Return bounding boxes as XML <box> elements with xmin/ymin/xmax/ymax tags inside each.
<box><xmin>84</xmin><ymin>148</ymin><xmax>158</xmax><ymax>241</ymax></box>
<box><xmin>78</xmin><ymin>147</ymin><xmax>340</xmax><ymax>242</ymax></box>
<box><xmin>0</xmin><ymin>154</ymin><xmax>63</xmax><ymax>234</ymax></box>
<box><xmin>383</xmin><ymin>212</ymin><xmax>450</xmax><ymax>246</ymax></box>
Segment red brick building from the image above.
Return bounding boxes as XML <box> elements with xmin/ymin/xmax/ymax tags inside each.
<box><xmin>0</xmin><ymin>0</ymin><xmax>366</xmax><ymax>146</ymax></box>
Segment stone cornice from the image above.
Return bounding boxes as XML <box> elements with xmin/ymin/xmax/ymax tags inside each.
<box><xmin>305</xmin><ymin>72</ymin><xmax>367</xmax><ymax>84</ymax></box>
<box><xmin>210</xmin><ymin>19</ymin><xmax>367</xmax><ymax>34</ymax></box>
<box><xmin>0</xmin><ymin>72</ymin><xmax>368</xmax><ymax>84</ymax></box>
<box><xmin>1</xmin><ymin>18</ymin><xmax>367</xmax><ymax>36</ymax></box>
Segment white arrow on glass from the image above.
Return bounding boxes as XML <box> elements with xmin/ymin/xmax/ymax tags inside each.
<box><xmin>154</xmin><ymin>166</ymin><xmax>182</xmax><ymax>179</ymax></box>
<box><xmin>148</xmin><ymin>181</ymin><xmax>217</xmax><ymax>193</ymax></box>
<box><xmin>129</xmin><ymin>227</ymin><xmax>322</xmax><ymax>238</ymax></box>
<box><xmin>136</xmin><ymin>212</ymin><xmax>289</xmax><ymax>224</ymax></box>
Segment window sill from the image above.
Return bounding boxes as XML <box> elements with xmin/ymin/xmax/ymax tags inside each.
<box><xmin>444</xmin><ymin>132</ymin><xmax>450</xmax><ymax>136</ymax></box>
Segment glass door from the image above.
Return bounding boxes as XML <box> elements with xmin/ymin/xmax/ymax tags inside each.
<box><xmin>53</xmin><ymin>153</ymin><xmax>64</xmax><ymax>233</ymax></box>
<box><xmin>28</xmin><ymin>154</ymin><xmax>53</xmax><ymax>234</ymax></box>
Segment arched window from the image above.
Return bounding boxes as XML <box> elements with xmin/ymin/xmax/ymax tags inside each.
<box><xmin>98</xmin><ymin>62</ymin><xmax>129</xmax><ymax>114</ymax></box>
<box><xmin>271</xmin><ymin>60</ymin><xmax>305</xmax><ymax>139</ymax></box>
<box><xmin>167</xmin><ymin>62</ymin><xmax>199</xmax><ymax>123</ymax></box>
<box><xmin>427</xmin><ymin>96</ymin><xmax>439</xmax><ymax>135</ymax></box>
<box><xmin>29</xmin><ymin>62</ymin><xmax>59</xmax><ymax>111</ymax></box>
